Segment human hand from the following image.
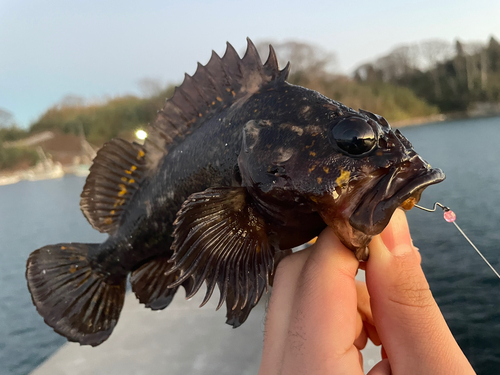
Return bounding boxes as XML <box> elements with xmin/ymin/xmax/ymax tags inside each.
<box><xmin>259</xmin><ymin>209</ymin><xmax>476</xmax><ymax>374</ymax></box>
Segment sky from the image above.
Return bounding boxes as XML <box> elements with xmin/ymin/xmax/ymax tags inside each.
<box><xmin>1</xmin><ymin>0</ymin><xmax>499</xmax><ymax>128</ymax></box>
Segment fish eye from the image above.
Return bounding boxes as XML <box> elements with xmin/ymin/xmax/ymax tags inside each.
<box><xmin>330</xmin><ymin>117</ymin><xmax>376</xmax><ymax>156</ymax></box>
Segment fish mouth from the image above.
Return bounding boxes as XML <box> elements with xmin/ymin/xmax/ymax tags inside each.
<box><xmin>349</xmin><ymin>165</ymin><xmax>445</xmax><ymax>236</ymax></box>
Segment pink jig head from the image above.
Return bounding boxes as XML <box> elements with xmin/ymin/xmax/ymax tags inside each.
<box><xmin>414</xmin><ymin>202</ymin><xmax>500</xmax><ymax>279</ymax></box>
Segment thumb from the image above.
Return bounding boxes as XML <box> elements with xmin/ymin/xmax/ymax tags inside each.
<box><xmin>366</xmin><ymin>209</ymin><xmax>475</xmax><ymax>375</ymax></box>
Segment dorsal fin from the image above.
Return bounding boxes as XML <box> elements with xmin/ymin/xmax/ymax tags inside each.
<box><xmin>80</xmin><ymin>138</ymin><xmax>147</xmax><ymax>234</ymax></box>
<box><xmin>144</xmin><ymin>38</ymin><xmax>290</xmax><ymax>170</ymax></box>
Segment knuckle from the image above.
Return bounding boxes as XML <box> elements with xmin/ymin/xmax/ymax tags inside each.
<box><xmin>275</xmin><ymin>250</ymin><xmax>303</xmax><ymax>275</ymax></box>
<box><xmin>387</xmin><ymin>253</ymin><xmax>435</xmax><ymax>310</ymax></box>
<box><xmin>273</xmin><ymin>249</ymin><xmax>309</xmax><ymax>287</ymax></box>
<box><xmin>388</xmin><ymin>282</ymin><xmax>434</xmax><ymax>310</ymax></box>
<box><xmin>296</xmin><ymin>255</ymin><xmax>321</xmax><ymax>290</ymax></box>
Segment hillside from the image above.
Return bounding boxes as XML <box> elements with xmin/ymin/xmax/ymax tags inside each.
<box><xmin>0</xmin><ymin>41</ymin><xmax>441</xmax><ymax>171</ymax></box>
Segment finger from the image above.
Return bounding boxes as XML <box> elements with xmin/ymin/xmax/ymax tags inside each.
<box><xmin>365</xmin><ymin>321</ymin><xmax>381</xmax><ymax>346</ymax></box>
<box><xmin>356</xmin><ymin>280</ymin><xmax>373</xmax><ymax>325</ymax></box>
<box><xmin>356</xmin><ymin>280</ymin><xmax>381</xmax><ymax>346</ymax></box>
<box><xmin>354</xmin><ymin>313</ymin><xmax>368</xmax><ymax>350</ymax></box>
<box><xmin>367</xmin><ymin>358</ymin><xmax>391</xmax><ymax>375</ymax></box>
<box><xmin>366</xmin><ymin>209</ymin><xmax>475</xmax><ymax>375</ymax></box>
<box><xmin>260</xmin><ymin>248</ymin><xmax>312</xmax><ymax>373</ymax></box>
<box><xmin>279</xmin><ymin>226</ymin><xmax>363</xmax><ymax>375</ymax></box>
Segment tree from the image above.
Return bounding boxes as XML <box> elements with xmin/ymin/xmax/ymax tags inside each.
<box><xmin>0</xmin><ymin>108</ymin><xmax>15</xmax><ymax>128</ymax></box>
<box><xmin>256</xmin><ymin>40</ymin><xmax>338</xmax><ymax>85</ymax></box>
<box><xmin>137</xmin><ymin>78</ymin><xmax>164</xmax><ymax>98</ymax></box>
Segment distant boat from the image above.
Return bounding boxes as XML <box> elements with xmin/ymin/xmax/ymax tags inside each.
<box><xmin>0</xmin><ymin>174</ymin><xmax>21</xmax><ymax>186</ymax></box>
<box><xmin>23</xmin><ymin>160</ymin><xmax>64</xmax><ymax>181</ymax></box>
<box><xmin>65</xmin><ymin>164</ymin><xmax>90</xmax><ymax>177</ymax></box>
<box><xmin>22</xmin><ymin>147</ymin><xmax>65</xmax><ymax>181</ymax></box>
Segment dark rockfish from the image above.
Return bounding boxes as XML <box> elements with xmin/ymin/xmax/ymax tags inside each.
<box><xmin>26</xmin><ymin>39</ymin><xmax>445</xmax><ymax>346</ymax></box>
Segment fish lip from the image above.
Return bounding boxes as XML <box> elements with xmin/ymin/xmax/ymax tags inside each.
<box><xmin>349</xmin><ymin>167</ymin><xmax>445</xmax><ymax>235</ymax></box>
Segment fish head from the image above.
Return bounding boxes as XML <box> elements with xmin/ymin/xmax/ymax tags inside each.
<box><xmin>238</xmin><ymin>107</ymin><xmax>445</xmax><ymax>259</ymax></box>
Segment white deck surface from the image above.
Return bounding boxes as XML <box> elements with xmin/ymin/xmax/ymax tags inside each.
<box><xmin>31</xmin><ymin>271</ymin><xmax>380</xmax><ymax>375</ymax></box>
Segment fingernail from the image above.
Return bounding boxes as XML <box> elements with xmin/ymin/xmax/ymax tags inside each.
<box><xmin>381</xmin><ymin>210</ymin><xmax>413</xmax><ymax>255</ymax></box>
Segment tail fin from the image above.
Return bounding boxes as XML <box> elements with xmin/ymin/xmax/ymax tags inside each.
<box><xmin>26</xmin><ymin>243</ymin><xmax>126</xmax><ymax>346</ymax></box>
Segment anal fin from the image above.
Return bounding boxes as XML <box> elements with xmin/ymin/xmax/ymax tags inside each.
<box><xmin>80</xmin><ymin>138</ymin><xmax>147</xmax><ymax>234</ymax></box>
<box><xmin>130</xmin><ymin>256</ymin><xmax>194</xmax><ymax>310</ymax></box>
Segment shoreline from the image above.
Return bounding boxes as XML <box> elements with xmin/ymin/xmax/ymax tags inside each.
<box><xmin>2</xmin><ymin>111</ymin><xmax>500</xmax><ymax>181</ymax></box>
<box><xmin>391</xmin><ymin>114</ymin><xmax>446</xmax><ymax>128</ymax></box>
<box><xmin>392</xmin><ymin>110</ymin><xmax>500</xmax><ymax>128</ymax></box>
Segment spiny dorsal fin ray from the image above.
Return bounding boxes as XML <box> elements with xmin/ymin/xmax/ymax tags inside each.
<box><xmin>81</xmin><ymin>138</ymin><xmax>147</xmax><ymax>234</ymax></box>
<box><xmin>144</xmin><ymin>38</ymin><xmax>290</xmax><ymax>170</ymax></box>
<box><xmin>167</xmin><ymin>187</ymin><xmax>277</xmax><ymax>317</ymax></box>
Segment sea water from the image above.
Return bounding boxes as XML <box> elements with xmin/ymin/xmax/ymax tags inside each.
<box><xmin>1</xmin><ymin>116</ymin><xmax>500</xmax><ymax>374</ymax></box>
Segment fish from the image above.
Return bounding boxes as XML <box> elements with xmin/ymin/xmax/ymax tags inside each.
<box><xmin>25</xmin><ymin>38</ymin><xmax>445</xmax><ymax>346</ymax></box>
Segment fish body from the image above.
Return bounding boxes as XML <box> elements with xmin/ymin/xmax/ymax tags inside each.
<box><xmin>26</xmin><ymin>39</ymin><xmax>445</xmax><ymax>346</ymax></box>
<box><xmin>94</xmin><ymin>83</ymin><xmax>344</xmax><ymax>274</ymax></box>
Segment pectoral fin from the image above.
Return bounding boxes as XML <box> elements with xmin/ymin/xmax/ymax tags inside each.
<box><xmin>168</xmin><ymin>187</ymin><xmax>277</xmax><ymax>323</ymax></box>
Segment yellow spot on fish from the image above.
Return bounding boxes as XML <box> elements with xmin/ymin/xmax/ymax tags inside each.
<box><xmin>104</xmin><ymin>217</ymin><xmax>113</xmax><ymax>225</ymax></box>
<box><xmin>61</xmin><ymin>246</ymin><xmax>66</xmax><ymax>250</ymax></box>
<box><xmin>310</xmin><ymin>196</ymin><xmax>318</xmax><ymax>203</ymax></box>
<box><xmin>121</xmin><ymin>177</ymin><xmax>127</xmax><ymax>182</ymax></box>
<box><xmin>323</xmin><ymin>166</ymin><xmax>329</xmax><ymax>174</ymax></box>
<box><xmin>216</xmin><ymin>96</ymin><xmax>222</xmax><ymax>102</ymax></box>
<box><xmin>308</xmin><ymin>164</ymin><xmax>316</xmax><ymax>173</ymax></box>
<box><xmin>137</xmin><ymin>150</ymin><xmax>145</xmax><ymax>159</ymax></box>
<box><xmin>198</xmin><ymin>113</ymin><xmax>202</xmax><ymax>117</ymax></box>
<box><xmin>110</xmin><ymin>210</ymin><xmax>115</xmax><ymax>215</ymax></box>
<box><xmin>118</xmin><ymin>184</ymin><xmax>127</xmax><ymax>196</ymax></box>
<box><xmin>317</xmin><ymin>177</ymin><xmax>322</xmax><ymax>184</ymax></box>
<box><xmin>256</xmin><ymin>244</ymin><xmax>261</xmax><ymax>254</ymax></box>
<box><xmin>305</xmin><ymin>140</ymin><xmax>315</xmax><ymax>149</ymax></box>
<box><xmin>113</xmin><ymin>198</ymin><xmax>126</xmax><ymax>207</ymax></box>
<box><xmin>336</xmin><ymin>169</ymin><xmax>351</xmax><ymax>187</ymax></box>
<box><xmin>231</xmin><ymin>90</ymin><xmax>236</xmax><ymax>97</ymax></box>
<box><xmin>309</xmin><ymin>151</ymin><xmax>316</xmax><ymax>157</ymax></box>
<box><xmin>129</xmin><ymin>179</ymin><xmax>135</xmax><ymax>184</ymax></box>
<box><xmin>226</xmin><ymin>88</ymin><xmax>231</xmax><ymax>92</ymax></box>
<box><xmin>212</xmin><ymin>101</ymin><xmax>216</xmax><ymax>105</ymax></box>
<box><xmin>125</xmin><ymin>165</ymin><xmax>137</xmax><ymax>174</ymax></box>
<box><xmin>69</xmin><ymin>265</ymin><xmax>77</xmax><ymax>274</ymax></box>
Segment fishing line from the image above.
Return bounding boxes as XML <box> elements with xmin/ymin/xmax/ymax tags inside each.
<box><xmin>414</xmin><ymin>202</ymin><xmax>500</xmax><ymax>279</ymax></box>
